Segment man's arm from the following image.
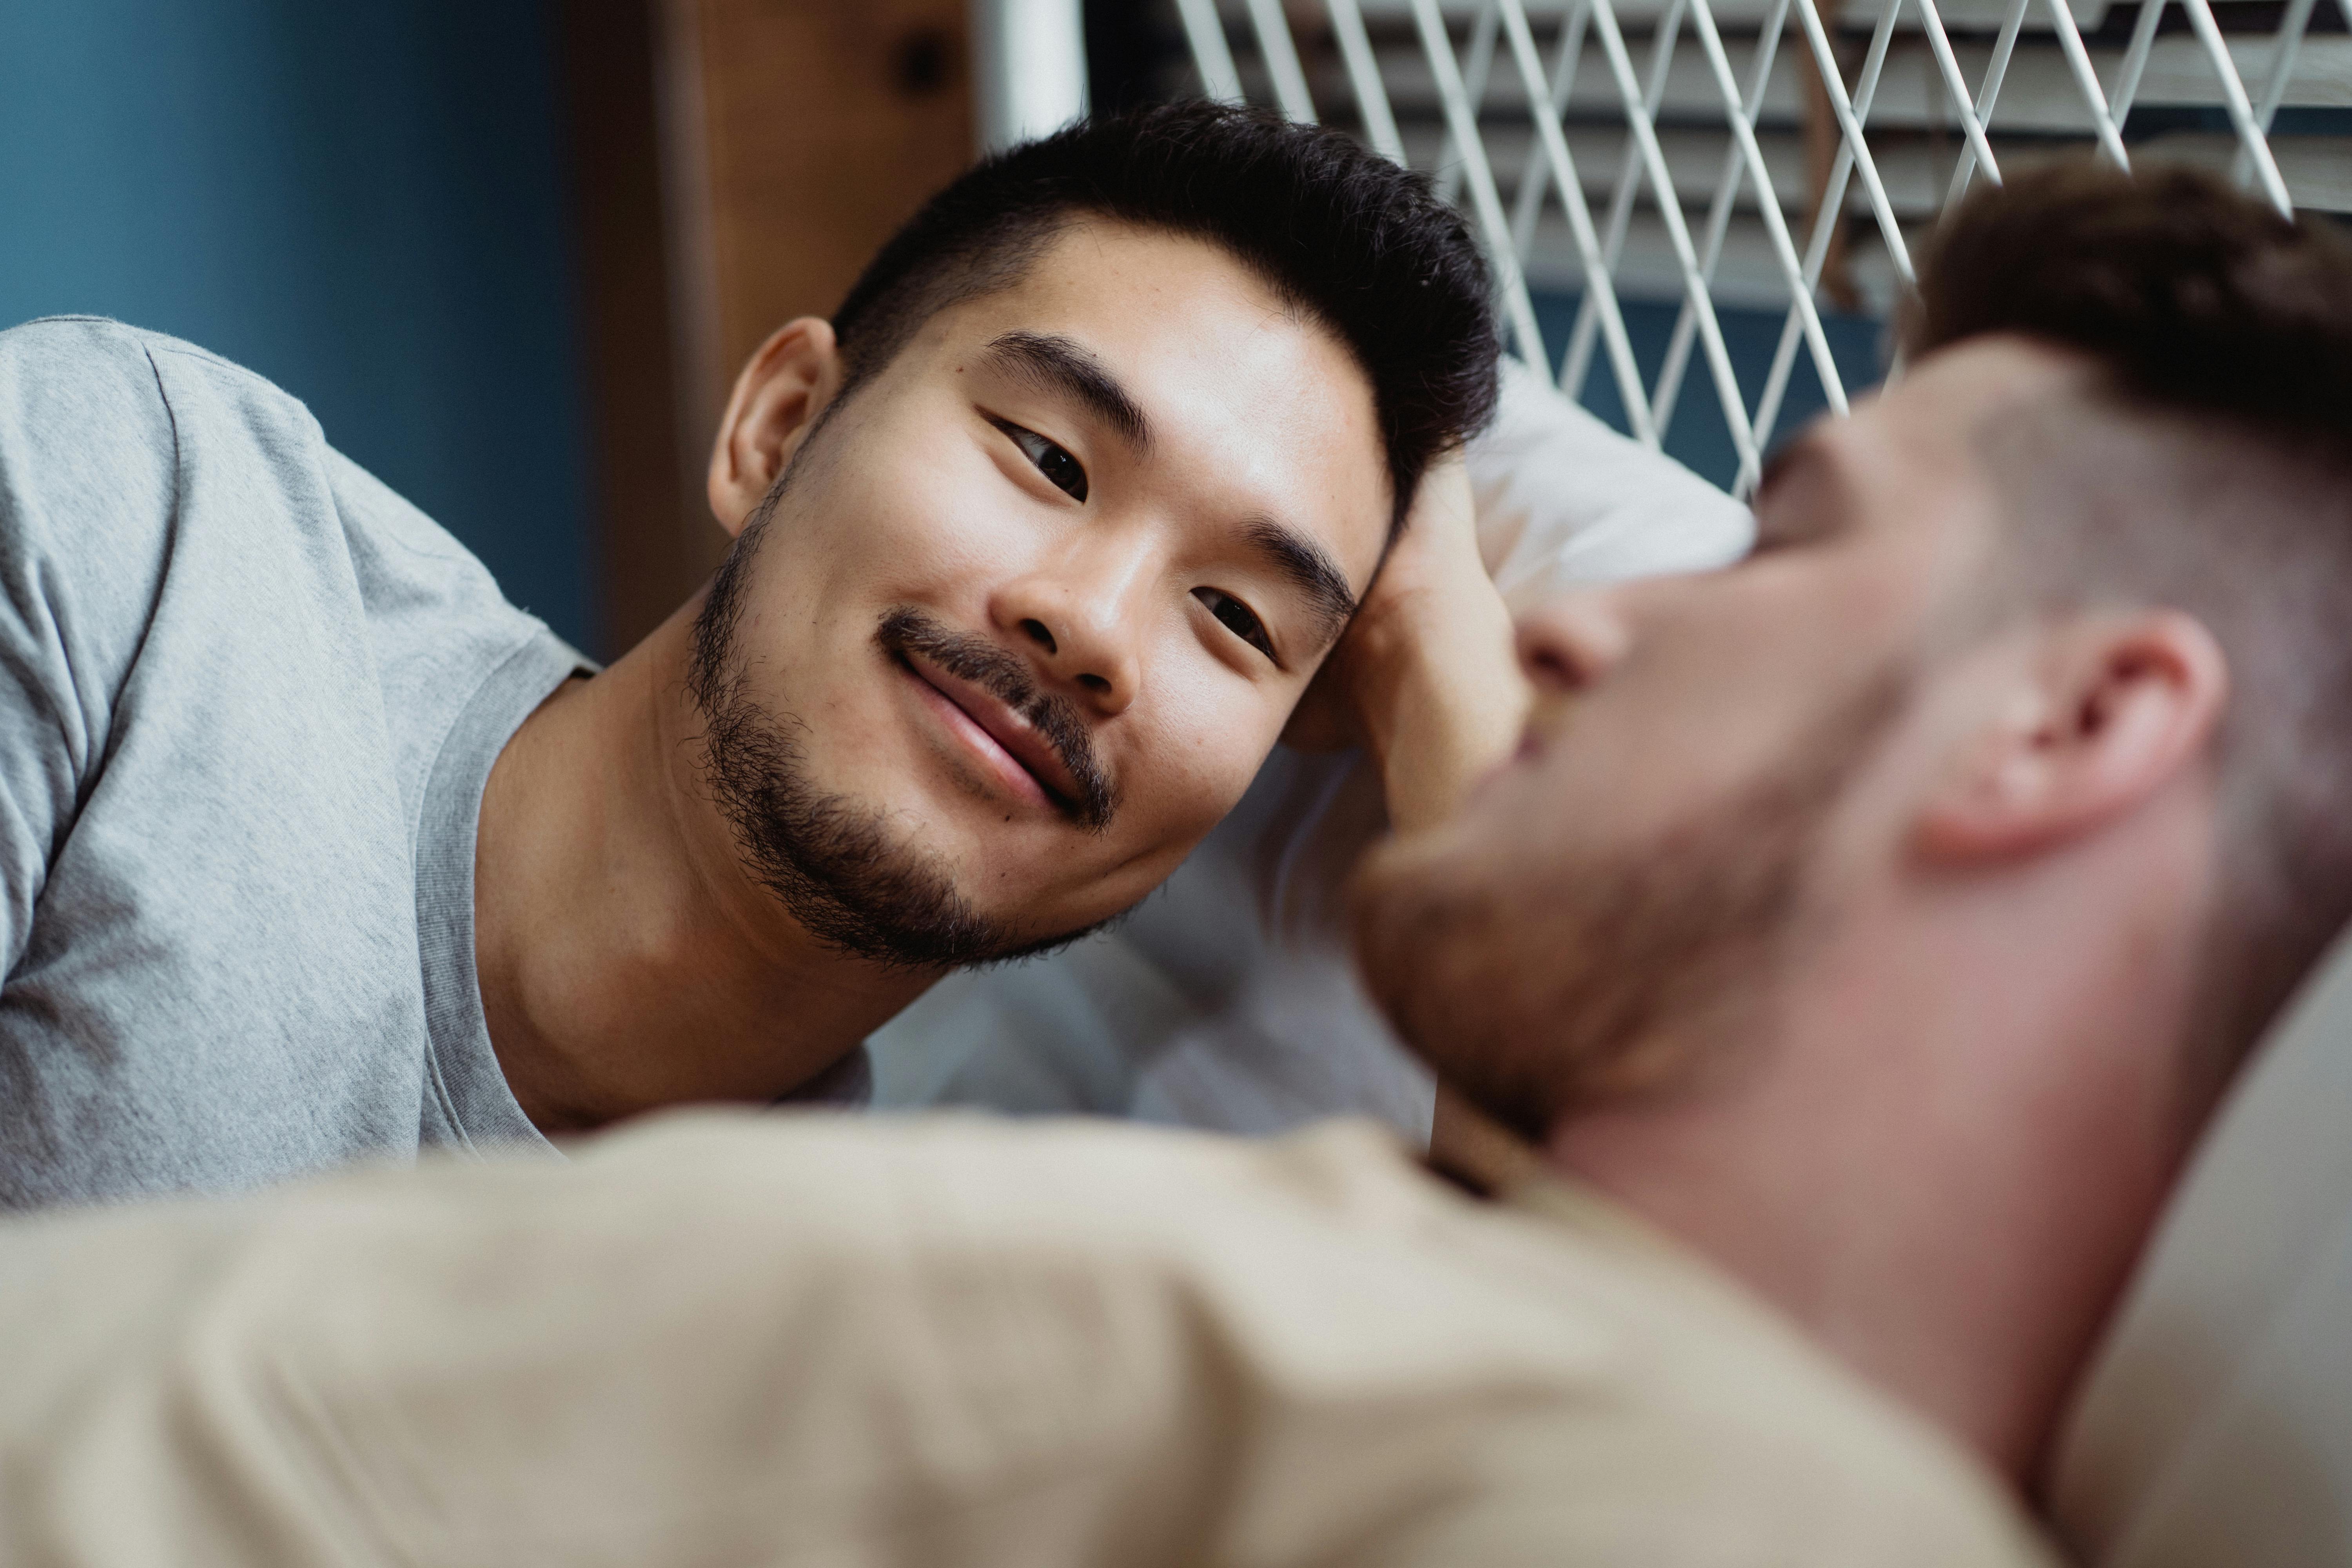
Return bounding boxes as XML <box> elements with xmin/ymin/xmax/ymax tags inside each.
<box><xmin>0</xmin><ymin>321</ymin><xmax>181</xmax><ymax>976</ymax></box>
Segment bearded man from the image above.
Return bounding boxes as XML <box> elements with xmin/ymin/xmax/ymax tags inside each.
<box><xmin>5</xmin><ymin>165</ymin><xmax>2347</xmax><ymax>1564</ymax></box>
<box><xmin>0</xmin><ymin>103</ymin><xmax>1512</xmax><ymax>1207</ymax></box>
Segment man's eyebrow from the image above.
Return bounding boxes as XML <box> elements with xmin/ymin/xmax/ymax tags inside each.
<box><xmin>1242</xmin><ymin>514</ymin><xmax>1358</xmax><ymax>648</ymax></box>
<box><xmin>980</xmin><ymin>331</ymin><xmax>1152</xmax><ymax>452</ymax></box>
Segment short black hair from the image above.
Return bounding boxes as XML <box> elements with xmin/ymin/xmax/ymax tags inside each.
<box><xmin>1907</xmin><ymin>163</ymin><xmax>2352</xmax><ymax>1090</ymax></box>
<box><xmin>829</xmin><ymin>100</ymin><xmax>1502</xmax><ymax>534</ymax></box>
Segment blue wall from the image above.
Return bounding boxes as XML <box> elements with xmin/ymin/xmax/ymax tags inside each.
<box><xmin>0</xmin><ymin>0</ymin><xmax>592</xmax><ymax>649</ymax></box>
<box><xmin>1534</xmin><ymin>290</ymin><xmax>1886</xmax><ymax>493</ymax></box>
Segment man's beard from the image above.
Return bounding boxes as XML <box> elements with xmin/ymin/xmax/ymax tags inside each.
<box><xmin>1352</xmin><ymin>670</ymin><xmax>1908</xmax><ymax>1142</ymax></box>
<box><xmin>686</xmin><ymin>489</ymin><xmax>1118</xmax><ymax>969</ymax></box>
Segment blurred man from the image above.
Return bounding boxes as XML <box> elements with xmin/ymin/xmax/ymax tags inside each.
<box><xmin>0</xmin><ymin>103</ymin><xmax>1512</xmax><ymax>1207</ymax></box>
<box><xmin>7</xmin><ymin>167</ymin><xmax>2346</xmax><ymax>1564</ymax></box>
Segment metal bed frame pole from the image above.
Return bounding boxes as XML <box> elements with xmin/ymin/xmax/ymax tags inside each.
<box><xmin>971</xmin><ymin>0</ymin><xmax>1091</xmax><ymax>153</ymax></box>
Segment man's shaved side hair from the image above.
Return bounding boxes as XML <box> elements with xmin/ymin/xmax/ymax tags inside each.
<box><xmin>1907</xmin><ymin>164</ymin><xmax>2352</xmax><ymax>1094</ymax></box>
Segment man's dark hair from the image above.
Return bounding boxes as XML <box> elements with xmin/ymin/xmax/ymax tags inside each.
<box><xmin>1905</xmin><ymin>163</ymin><xmax>2352</xmax><ymax>1093</ymax></box>
<box><xmin>1906</xmin><ymin>162</ymin><xmax>2352</xmax><ymax>463</ymax></box>
<box><xmin>828</xmin><ymin>100</ymin><xmax>1502</xmax><ymax>533</ymax></box>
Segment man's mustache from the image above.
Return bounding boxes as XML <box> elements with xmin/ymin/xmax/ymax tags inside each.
<box><xmin>877</xmin><ymin>607</ymin><xmax>1118</xmax><ymax>832</ymax></box>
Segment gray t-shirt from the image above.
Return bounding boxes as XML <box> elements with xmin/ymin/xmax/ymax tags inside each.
<box><xmin>0</xmin><ymin>318</ymin><xmax>585</xmax><ymax>1208</ymax></box>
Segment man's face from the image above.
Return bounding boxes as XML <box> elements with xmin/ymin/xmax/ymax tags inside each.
<box><xmin>696</xmin><ymin>221</ymin><xmax>1390</xmax><ymax>964</ymax></box>
<box><xmin>1355</xmin><ymin>338</ymin><xmax>2085</xmax><ymax>1134</ymax></box>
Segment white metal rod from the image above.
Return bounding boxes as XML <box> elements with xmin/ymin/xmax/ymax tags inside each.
<box><xmin>2233</xmin><ymin>0</ymin><xmax>2316</xmax><ymax>186</ymax></box>
<box><xmin>2174</xmin><ymin>0</ymin><xmax>2294</xmax><ymax>212</ymax></box>
<box><xmin>1506</xmin><ymin>0</ymin><xmax>1594</xmax><ymax>261</ymax></box>
<box><xmin>1944</xmin><ymin>0</ymin><xmax>2033</xmax><ymax>205</ymax></box>
<box><xmin>1792</xmin><ymin>0</ymin><xmax>1914</xmax><ymax>285</ymax></box>
<box><xmin>1653</xmin><ymin>0</ymin><xmax>1796</xmax><ymax>439</ymax></box>
<box><xmin>2105</xmin><ymin>0</ymin><xmax>2171</xmax><ymax>132</ymax></box>
<box><xmin>1561</xmin><ymin>0</ymin><xmax>1688</xmax><ymax>401</ymax></box>
<box><xmin>1327</xmin><ymin>0</ymin><xmax>1408</xmax><ymax>161</ymax></box>
<box><xmin>971</xmin><ymin>0</ymin><xmax>1089</xmax><ymax>151</ymax></box>
<box><xmin>1247</xmin><ymin>0</ymin><xmax>1320</xmax><ymax>122</ymax></box>
<box><xmin>1584</xmin><ymin>0</ymin><xmax>1762</xmax><ymax>483</ymax></box>
<box><xmin>1174</xmin><ymin>0</ymin><xmax>1246</xmax><ymax>104</ymax></box>
<box><xmin>1437</xmin><ymin>0</ymin><xmax>1506</xmax><ymax>204</ymax></box>
<box><xmin>1751</xmin><ymin>0</ymin><xmax>1904</xmax><ymax>454</ymax></box>
<box><xmin>1687</xmin><ymin>0</ymin><xmax>1847</xmax><ymax>419</ymax></box>
<box><xmin>1497</xmin><ymin>0</ymin><xmax>1658</xmax><ymax>445</ymax></box>
<box><xmin>2251</xmin><ymin>0</ymin><xmax>2320</xmax><ymax>131</ymax></box>
<box><xmin>2045</xmin><ymin>0</ymin><xmax>2134</xmax><ymax>170</ymax></box>
<box><xmin>1412</xmin><ymin>0</ymin><xmax>1553</xmax><ymax>369</ymax></box>
<box><xmin>1915</xmin><ymin>0</ymin><xmax>2003</xmax><ymax>190</ymax></box>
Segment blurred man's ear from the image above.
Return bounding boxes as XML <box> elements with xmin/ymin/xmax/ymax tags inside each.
<box><xmin>1915</xmin><ymin>611</ymin><xmax>2228</xmax><ymax>864</ymax></box>
<box><xmin>707</xmin><ymin>318</ymin><xmax>844</xmax><ymax>536</ymax></box>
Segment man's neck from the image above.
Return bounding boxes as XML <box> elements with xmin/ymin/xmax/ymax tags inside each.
<box><xmin>1546</xmin><ymin>858</ymin><xmax>2207</xmax><ymax>1489</ymax></box>
<box><xmin>472</xmin><ymin>600</ymin><xmax>935</xmax><ymax>1134</ymax></box>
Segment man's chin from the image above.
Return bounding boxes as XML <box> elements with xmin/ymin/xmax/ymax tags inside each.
<box><xmin>1348</xmin><ymin>810</ymin><xmax>1496</xmax><ymax>949</ymax></box>
<box><xmin>1348</xmin><ymin>826</ymin><xmax>1498</xmax><ymax>1050</ymax></box>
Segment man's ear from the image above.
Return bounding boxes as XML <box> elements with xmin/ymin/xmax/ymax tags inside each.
<box><xmin>707</xmin><ymin>318</ymin><xmax>844</xmax><ymax>536</ymax></box>
<box><xmin>1916</xmin><ymin>611</ymin><xmax>2228</xmax><ymax>864</ymax></box>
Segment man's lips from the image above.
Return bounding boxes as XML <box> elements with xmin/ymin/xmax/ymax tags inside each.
<box><xmin>894</xmin><ymin>650</ymin><xmax>1085</xmax><ymax>814</ymax></box>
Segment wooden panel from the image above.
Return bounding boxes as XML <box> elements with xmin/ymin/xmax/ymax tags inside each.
<box><xmin>562</xmin><ymin>0</ymin><xmax>690</xmax><ymax>658</ymax></box>
<box><xmin>565</xmin><ymin>0</ymin><xmax>975</xmax><ymax>655</ymax></box>
<box><xmin>674</xmin><ymin>0</ymin><xmax>976</xmax><ymax>475</ymax></box>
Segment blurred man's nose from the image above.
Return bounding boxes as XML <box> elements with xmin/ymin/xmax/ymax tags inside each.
<box><xmin>991</xmin><ymin>547</ymin><xmax>1147</xmax><ymax>717</ymax></box>
<box><xmin>1515</xmin><ymin>589</ymin><xmax>1630</xmax><ymax>695</ymax></box>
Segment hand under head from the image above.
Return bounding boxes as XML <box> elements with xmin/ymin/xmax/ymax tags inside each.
<box><xmin>1354</xmin><ymin>163</ymin><xmax>2352</xmax><ymax>1482</ymax></box>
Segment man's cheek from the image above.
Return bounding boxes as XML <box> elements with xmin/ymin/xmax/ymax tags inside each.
<box><xmin>1160</xmin><ymin>735</ymin><xmax>1267</xmax><ymax>846</ymax></box>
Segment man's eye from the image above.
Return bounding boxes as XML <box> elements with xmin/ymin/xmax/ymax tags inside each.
<box><xmin>1194</xmin><ymin>587</ymin><xmax>1274</xmax><ymax>661</ymax></box>
<box><xmin>992</xmin><ymin>418</ymin><xmax>1087</xmax><ymax>503</ymax></box>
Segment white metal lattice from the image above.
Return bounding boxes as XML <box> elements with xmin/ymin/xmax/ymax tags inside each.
<box><xmin>1156</xmin><ymin>0</ymin><xmax>2345</xmax><ymax>494</ymax></box>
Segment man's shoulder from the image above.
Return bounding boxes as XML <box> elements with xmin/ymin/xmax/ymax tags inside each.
<box><xmin>834</xmin><ymin>1114</ymin><xmax>2056</xmax><ymax>1564</ymax></box>
<box><xmin>0</xmin><ymin>318</ymin><xmax>185</xmax><ymax>475</ymax></box>
<box><xmin>543</xmin><ymin>1112</ymin><xmax>2057</xmax><ymax>1564</ymax></box>
<box><xmin>0</xmin><ymin>318</ymin><xmax>402</xmax><ymax>514</ymax></box>
<box><xmin>0</xmin><ymin>316</ymin><xmax>298</xmax><ymax>416</ymax></box>
<box><xmin>1483</xmin><ymin>1342</ymin><xmax>2055</xmax><ymax>1566</ymax></box>
<box><xmin>0</xmin><ymin>318</ymin><xmax>324</xmax><ymax>564</ymax></box>
<box><xmin>0</xmin><ymin>316</ymin><xmax>532</xmax><ymax>651</ymax></box>
<box><xmin>1446</xmin><ymin>1171</ymin><xmax>2059</xmax><ymax>1567</ymax></box>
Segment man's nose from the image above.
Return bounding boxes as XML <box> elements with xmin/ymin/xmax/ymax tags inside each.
<box><xmin>1515</xmin><ymin>588</ymin><xmax>1631</xmax><ymax>695</ymax></box>
<box><xmin>991</xmin><ymin>553</ymin><xmax>1145</xmax><ymax>717</ymax></box>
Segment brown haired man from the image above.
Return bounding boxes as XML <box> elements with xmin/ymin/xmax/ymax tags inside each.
<box><xmin>3</xmin><ymin>167</ymin><xmax>2346</xmax><ymax>1564</ymax></box>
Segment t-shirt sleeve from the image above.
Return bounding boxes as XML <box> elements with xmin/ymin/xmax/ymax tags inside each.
<box><xmin>0</xmin><ymin>319</ymin><xmax>182</xmax><ymax>974</ymax></box>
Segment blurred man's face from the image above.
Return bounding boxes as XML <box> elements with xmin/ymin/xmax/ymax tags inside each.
<box><xmin>695</xmin><ymin>221</ymin><xmax>1391</xmax><ymax>964</ymax></box>
<box><xmin>1355</xmin><ymin>338</ymin><xmax>2083</xmax><ymax>1134</ymax></box>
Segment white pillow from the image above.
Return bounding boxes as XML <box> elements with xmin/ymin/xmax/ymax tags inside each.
<box><xmin>867</xmin><ymin>357</ymin><xmax>1753</xmax><ymax>1134</ymax></box>
<box><xmin>2050</xmin><ymin>919</ymin><xmax>2352</xmax><ymax>1566</ymax></box>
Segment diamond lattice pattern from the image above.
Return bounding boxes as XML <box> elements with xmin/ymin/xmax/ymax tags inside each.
<box><xmin>1171</xmin><ymin>0</ymin><xmax>2345</xmax><ymax>492</ymax></box>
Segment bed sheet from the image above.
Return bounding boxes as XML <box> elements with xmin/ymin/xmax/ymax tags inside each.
<box><xmin>2052</xmin><ymin>922</ymin><xmax>2352</xmax><ymax>1566</ymax></box>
